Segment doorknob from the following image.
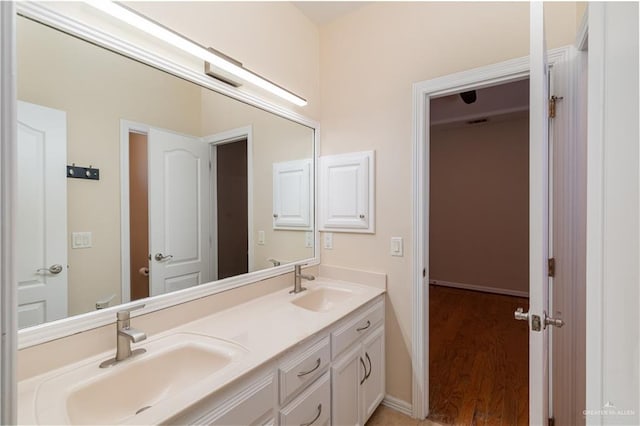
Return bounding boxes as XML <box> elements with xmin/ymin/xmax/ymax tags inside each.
<box><xmin>154</xmin><ymin>253</ymin><xmax>173</xmax><ymax>262</ymax></box>
<box><xmin>36</xmin><ymin>264</ymin><xmax>63</xmax><ymax>274</ymax></box>
<box><xmin>544</xmin><ymin>311</ymin><xmax>565</xmax><ymax>329</ymax></box>
<box><xmin>514</xmin><ymin>307</ymin><xmax>529</xmax><ymax>321</ymax></box>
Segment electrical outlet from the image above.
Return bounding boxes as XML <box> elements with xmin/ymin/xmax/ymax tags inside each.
<box><xmin>323</xmin><ymin>232</ymin><xmax>333</xmax><ymax>249</ymax></box>
<box><xmin>305</xmin><ymin>231</ymin><xmax>313</xmax><ymax>248</ymax></box>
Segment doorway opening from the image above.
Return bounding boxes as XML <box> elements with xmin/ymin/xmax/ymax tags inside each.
<box><xmin>427</xmin><ymin>79</ymin><xmax>530</xmax><ymax>424</ymax></box>
<box><xmin>128</xmin><ymin>131</ymin><xmax>150</xmax><ymax>301</ymax></box>
<box><xmin>210</xmin><ymin>137</ymin><xmax>249</xmax><ymax>279</ymax></box>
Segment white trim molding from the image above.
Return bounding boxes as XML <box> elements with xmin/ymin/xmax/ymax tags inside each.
<box><xmin>429</xmin><ymin>279</ymin><xmax>529</xmax><ymax>298</ymax></box>
<box><xmin>411</xmin><ymin>46</ymin><xmax>574</xmax><ymax>420</ymax></box>
<box><xmin>0</xmin><ymin>1</ymin><xmax>17</xmax><ymax>423</ymax></box>
<box><xmin>382</xmin><ymin>395</ymin><xmax>413</xmax><ymax>417</ymax></box>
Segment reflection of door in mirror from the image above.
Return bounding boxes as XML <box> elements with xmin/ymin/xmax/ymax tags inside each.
<box><xmin>123</xmin><ymin>124</ymin><xmax>211</xmax><ymax>300</ymax></box>
<box><xmin>16</xmin><ymin>101</ymin><xmax>68</xmax><ymax>328</ymax></box>
<box><xmin>148</xmin><ymin>128</ymin><xmax>210</xmax><ymax>296</ymax></box>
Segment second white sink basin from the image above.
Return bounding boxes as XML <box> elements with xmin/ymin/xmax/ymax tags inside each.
<box><xmin>291</xmin><ymin>286</ymin><xmax>354</xmax><ymax>312</ymax></box>
<box><xmin>35</xmin><ymin>332</ymin><xmax>247</xmax><ymax>425</ymax></box>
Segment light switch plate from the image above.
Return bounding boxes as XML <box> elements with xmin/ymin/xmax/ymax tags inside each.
<box><xmin>257</xmin><ymin>230</ymin><xmax>265</xmax><ymax>245</ymax></box>
<box><xmin>323</xmin><ymin>232</ymin><xmax>333</xmax><ymax>249</ymax></box>
<box><xmin>390</xmin><ymin>236</ymin><xmax>403</xmax><ymax>257</ymax></box>
<box><xmin>72</xmin><ymin>232</ymin><xmax>92</xmax><ymax>249</ymax></box>
<box><xmin>305</xmin><ymin>231</ymin><xmax>313</xmax><ymax>248</ymax></box>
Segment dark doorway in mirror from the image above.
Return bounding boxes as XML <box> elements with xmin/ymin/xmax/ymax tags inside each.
<box><xmin>215</xmin><ymin>139</ymin><xmax>249</xmax><ymax>279</ymax></box>
<box><xmin>129</xmin><ymin>132</ymin><xmax>150</xmax><ymax>300</ymax></box>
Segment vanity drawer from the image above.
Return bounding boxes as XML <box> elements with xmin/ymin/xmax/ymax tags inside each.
<box><xmin>332</xmin><ymin>300</ymin><xmax>384</xmax><ymax>358</ymax></box>
<box><xmin>279</xmin><ymin>336</ymin><xmax>330</xmax><ymax>404</ymax></box>
<box><xmin>279</xmin><ymin>372</ymin><xmax>330</xmax><ymax>426</ymax></box>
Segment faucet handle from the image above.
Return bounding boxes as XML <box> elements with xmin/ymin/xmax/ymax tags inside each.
<box><xmin>116</xmin><ymin>304</ymin><xmax>145</xmax><ymax>321</ymax></box>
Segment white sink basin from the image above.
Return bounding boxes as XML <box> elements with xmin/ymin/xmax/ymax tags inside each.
<box><xmin>291</xmin><ymin>286</ymin><xmax>354</xmax><ymax>312</ymax></box>
<box><xmin>35</xmin><ymin>332</ymin><xmax>247</xmax><ymax>425</ymax></box>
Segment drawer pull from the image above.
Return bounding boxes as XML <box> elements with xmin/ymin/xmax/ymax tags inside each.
<box><xmin>356</xmin><ymin>320</ymin><xmax>371</xmax><ymax>332</ymax></box>
<box><xmin>297</xmin><ymin>358</ymin><xmax>321</xmax><ymax>377</ymax></box>
<box><xmin>365</xmin><ymin>352</ymin><xmax>372</xmax><ymax>380</ymax></box>
<box><xmin>360</xmin><ymin>357</ymin><xmax>367</xmax><ymax>385</ymax></box>
<box><xmin>301</xmin><ymin>403</ymin><xmax>322</xmax><ymax>426</ymax></box>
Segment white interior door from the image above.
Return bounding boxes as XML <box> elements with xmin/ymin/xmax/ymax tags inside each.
<box><xmin>148</xmin><ymin>128</ymin><xmax>210</xmax><ymax>296</ymax></box>
<box><xmin>527</xmin><ymin>2</ymin><xmax>551</xmax><ymax>424</ymax></box>
<box><xmin>16</xmin><ymin>101</ymin><xmax>68</xmax><ymax>328</ymax></box>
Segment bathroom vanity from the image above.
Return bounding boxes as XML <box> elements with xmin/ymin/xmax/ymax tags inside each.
<box><xmin>17</xmin><ymin>276</ymin><xmax>385</xmax><ymax>425</ymax></box>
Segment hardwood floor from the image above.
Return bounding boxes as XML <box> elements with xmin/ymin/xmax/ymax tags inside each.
<box><xmin>366</xmin><ymin>404</ymin><xmax>442</xmax><ymax>426</ymax></box>
<box><xmin>428</xmin><ymin>285</ymin><xmax>529</xmax><ymax>425</ymax></box>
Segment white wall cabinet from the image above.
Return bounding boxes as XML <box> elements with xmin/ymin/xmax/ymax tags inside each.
<box><xmin>320</xmin><ymin>151</ymin><xmax>375</xmax><ymax>233</ymax></box>
<box><xmin>169</xmin><ymin>296</ymin><xmax>384</xmax><ymax>426</ymax></box>
<box><xmin>273</xmin><ymin>159</ymin><xmax>312</xmax><ymax>230</ymax></box>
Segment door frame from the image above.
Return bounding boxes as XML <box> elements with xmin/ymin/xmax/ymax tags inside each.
<box><xmin>410</xmin><ymin>46</ymin><xmax>576</xmax><ymax>419</ymax></box>
<box><xmin>0</xmin><ymin>1</ymin><xmax>17</xmax><ymax>423</ymax></box>
<box><xmin>202</xmin><ymin>126</ymin><xmax>254</xmax><ymax>280</ymax></box>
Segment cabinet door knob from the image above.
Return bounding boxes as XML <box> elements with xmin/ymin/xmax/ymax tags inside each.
<box><xmin>359</xmin><ymin>214</ymin><xmax>365</xmax><ymax>219</ymax></box>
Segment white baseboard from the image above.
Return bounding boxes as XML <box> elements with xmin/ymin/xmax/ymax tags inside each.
<box><xmin>381</xmin><ymin>394</ymin><xmax>413</xmax><ymax>417</ymax></box>
<box><xmin>429</xmin><ymin>279</ymin><xmax>529</xmax><ymax>298</ymax></box>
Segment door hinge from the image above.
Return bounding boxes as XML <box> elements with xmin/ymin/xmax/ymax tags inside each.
<box><xmin>423</xmin><ymin>268</ymin><xmax>426</xmax><ymax>278</ymax></box>
<box><xmin>548</xmin><ymin>257</ymin><xmax>555</xmax><ymax>277</ymax></box>
<box><xmin>549</xmin><ymin>95</ymin><xmax>564</xmax><ymax>118</ymax></box>
<box><xmin>549</xmin><ymin>417</ymin><xmax>555</xmax><ymax>426</ymax></box>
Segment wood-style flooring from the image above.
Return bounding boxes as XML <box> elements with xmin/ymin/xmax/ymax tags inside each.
<box><xmin>366</xmin><ymin>404</ymin><xmax>442</xmax><ymax>426</ymax></box>
<box><xmin>428</xmin><ymin>285</ymin><xmax>529</xmax><ymax>425</ymax></box>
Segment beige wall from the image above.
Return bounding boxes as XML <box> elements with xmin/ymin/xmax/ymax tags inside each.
<box><xmin>319</xmin><ymin>2</ymin><xmax>580</xmax><ymax>403</ymax></box>
<box><xmin>429</xmin><ymin>115</ymin><xmax>529</xmax><ymax>294</ymax></box>
<box><xmin>17</xmin><ymin>17</ymin><xmax>203</xmax><ymax>316</ymax></box>
<box><xmin>200</xmin><ymin>91</ymin><xmax>314</xmax><ymax>271</ymax></box>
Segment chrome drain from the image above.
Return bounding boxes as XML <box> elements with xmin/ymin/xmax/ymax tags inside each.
<box><xmin>135</xmin><ymin>406</ymin><xmax>152</xmax><ymax>415</ymax></box>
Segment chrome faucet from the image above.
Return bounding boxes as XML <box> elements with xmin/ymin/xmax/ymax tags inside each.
<box><xmin>100</xmin><ymin>304</ymin><xmax>147</xmax><ymax>368</ymax></box>
<box><xmin>291</xmin><ymin>264</ymin><xmax>315</xmax><ymax>294</ymax></box>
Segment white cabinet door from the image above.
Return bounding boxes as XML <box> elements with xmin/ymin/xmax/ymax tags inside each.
<box><xmin>331</xmin><ymin>345</ymin><xmax>364</xmax><ymax>426</ymax></box>
<box><xmin>319</xmin><ymin>151</ymin><xmax>374</xmax><ymax>233</ymax></box>
<box><xmin>16</xmin><ymin>101</ymin><xmax>68</xmax><ymax>328</ymax></box>
<box><xmin>272</xmin><ymin>159</ymin><xmax>312</xmax><ymax>229</ymax></box>
<box><xmin>148</xmin><ymin>128</ymin><xmax>210</xmax><ymax>296</ymax></box>
<box><xmin>361</xmin><ymin>325</ymin><xmax>385</xmax><ymax>423</ymax></box>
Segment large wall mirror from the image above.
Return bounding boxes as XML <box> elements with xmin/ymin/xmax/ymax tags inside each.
<box><xmin>15</xmin><ymin>8</ymin><xmax>316</xmax><ymax>337</ymax></box>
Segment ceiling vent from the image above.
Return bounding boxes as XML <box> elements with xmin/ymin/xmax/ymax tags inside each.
<box><xmin>467</xmin><ymin>118</ymin><xmax>488</xmax><ymax>125</ymax></box>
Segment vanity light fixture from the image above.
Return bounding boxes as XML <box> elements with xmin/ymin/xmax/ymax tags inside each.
<box><xmin>85</xmin><ymin>1</ymin><xmax>308</xmax><ymax>107</ymax></box>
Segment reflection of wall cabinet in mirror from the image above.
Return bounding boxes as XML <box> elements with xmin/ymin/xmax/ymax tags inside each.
<box><xmin>319</xmin><ymin>151</ymin><xmax>375</xmax><ymax>233</ymax></box>
<box><xmin>273</xmin><ymin>159</ymin><xmax>312</xmax><ymax>230</ymax></box>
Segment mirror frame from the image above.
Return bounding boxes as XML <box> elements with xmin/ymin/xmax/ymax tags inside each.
<box><xmin>15</xmin><ymin>2</ymin><xmax>320</xmax><ymax>349</ymax></box>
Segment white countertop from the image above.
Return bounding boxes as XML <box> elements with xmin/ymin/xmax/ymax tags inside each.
<box><xmin>18</xmin><ymin>277</ymin><xmax>385</xmax><ymax>425</ymax></box>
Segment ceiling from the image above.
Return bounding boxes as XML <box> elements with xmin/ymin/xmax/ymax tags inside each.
<box><xmin>430</xmin><ymin>79</ymin><xmax>530</xmax><ymax>126</ymax></box>
<box><xmin>292</xmin><ymin>2</ymin><xmax>370</xmax><ymax>25</ymax></box>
